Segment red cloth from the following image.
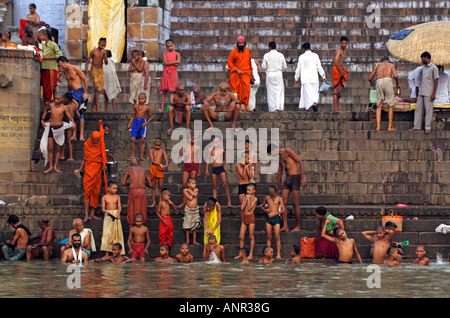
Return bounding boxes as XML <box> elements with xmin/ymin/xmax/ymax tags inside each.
<box><xmin>83</xmin><ymin>122</ymin><xmax>107</xmax><ymax>208</ymax></box>
<box><xmin>227</xmin><ymin>46</ymin><xmax>253</xmax><ymax>106</ymax></box>
<box><xmin>40</xmin><ymin>227</ymin><xmax>55</xmax><ymax>244</ymax></box>
<box><xmin>316</xmin><ymin>221</ymin><xmax>339</xmax><ymax>259</ymax></box>
<box><xmin>159</xmin><ymin>214</ymin><xmax>174</xmax><ymax>247</ymax></box>
<box><xmin>127</xmin><ymin>187</ymin><xmax>148</xmax><ymax>225</ymax></box>
<box><xmin>40</xmin><ymin>69</ymin><xmax>58</xmax><ymax>103</ymax></box>
<box><xmin>19</xmin><ymin>19</ymin><xmax>30</xmax><ymax>39</ymax></box>
<box><xmin>159</xmin><ymin>50</ymin><xmax>179</xmax><ymax>92</ymax></box>
<box><xmin>131</xmin><ymin>242</ymin><xmax>146</xmax><ymax>259</ymax></box>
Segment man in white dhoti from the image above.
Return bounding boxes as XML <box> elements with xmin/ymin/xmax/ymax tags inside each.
<box><xmin>249</xmin><ymin>58</ymin><xmax>262</xmax><ymax>111</ymax></box>
<box><xmin>294</xmin><ymin>42</ymin><xmax>327</xmax><ymax>112</ymax></box>
<box><xmin>407</xmin><ymin>66</ymin><xmax>423</xmax><ymax>99</ymax></box>
<box><xmin>435</xmin><ymin>66</ymin><xmax>450</xmax><ymax>104</ymax></box>
<box><xmin>40</xmin><ymin>93</ymin><xmax>74</xmax><ymax>174</ymax></box>
<box><xmin>261</xmin><ymin>41</ymin><xmax>287</xmax><ymax>112</ymax></box>
<box><xmin>103</xmin><ymin>50</ymin><xmax>121</xmax><ymax>112</ymax></box>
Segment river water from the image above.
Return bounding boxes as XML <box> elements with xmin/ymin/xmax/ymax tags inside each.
<box><xmin>0</xmin><ymin>260</ymin><xmax>449</xmax><ymax>298</ymax></box>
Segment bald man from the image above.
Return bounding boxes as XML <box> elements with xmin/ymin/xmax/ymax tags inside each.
<box><xmin>201</xmin><ymin>82</ymin><xmax>241</xmax><ymax>131</ymax></box>
<box><xmin>166</xmin><ymin>84</ymin><xmax>191</xmax><ymax>135</ymax></box>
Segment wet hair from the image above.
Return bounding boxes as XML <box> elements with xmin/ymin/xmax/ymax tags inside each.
<box><xmin>71</xmin><ymin>233</ymin><xmax>81</xmax><ymax>241</ymax></box>
<box><xmin>302</xmin><ymin>42</ymin><xmax>311</xmax><ymax>50</ymax></box>
<box><xmin>291</xmin><ymin>244</ymin><xmax>300</xmax><ymax>254</ymax></box>
<box><xmin>340</xmin><ymin>36</ymin><xmax>349</xmax><ymax>42</ymax></box>
<box><xmin>333</xmin><ymin>227</ymin><xmax>344</xmax><ymax>236</ymax></box>
<box><xmin>160</xmin><ymin>244</ymin><xmax>170</xmax><ymax>251</ymax></box>
<box><xmin>29</xmin><ymin>3</ymin><xmax>36</xmax><ymax>9</ymax></box>
<box><xmin>208</xmin><ymin>235</ymin><xmax>217</xmax><ymax>242</ymax></box>
<box><xmin>262</xmin><ymin>246</ymin><xmax>273</xmax><ymax>255</ymax></box>
<box><xmin>420</xmin><ymin>51</ymin><xmax>431</xmax><ymax>60</ymax></box>
<box><xmin>98</xmin><ymin>37</ymin><xmax>106</xmax><ymax>43</ymax></box>
<box><xmin>388</xmin><ymin>247</ymin><xmax>398</xmax><ymax>255</ymax></box>
<box><xmin>206</xmin><ymin>197</ymin><xmax>217</xmax><ymax>207</ymax></box>
<box><xmin>135</xmin><ymin>213</ymin><xmax>144</xmax><ymax>221</ymax></box>
<box><xmin>239</xmin><ymin>247</ymin><xmax>249</xmax><ymax>256</ymax></box>
<box><xmin>315</xmin><ymin>206</ymin><xmax>327</xmax><ymax>216</ymax></box>
<box><xmin>57</xmin><ymin>56</ymin><xmax>69</xmax><ymax>63</ymax></box>
<box><xmin>7</xmin><ymin>214</ymin><xmax>19</xmax><ymax>224</ymax></box>
<box><xmin>105</xmin><ymin>50</ymin><xmax>112</xmax><ymax>58</ymax></box>
<box><xmin>112</xmin><ymin>243</ymin><xmax>122</xmax><ymax>250</ymax></box>
<box><xmin>269</xmin><ymin>41</ymin><xmax>276</xmax><ymax>49</ymax></box>
<box><xmin>385</xmin><ymin>221</ymin><xmax>397</xmax><ymax>229</ymax></box>
<box><xmin>63</xmin><ymin>92</ymin><xmax>73</xmax><ymax>101</ymax></box>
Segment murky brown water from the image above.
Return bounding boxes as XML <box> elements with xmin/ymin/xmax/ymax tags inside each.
<box><xmin>0</xmin><ymin>261</ymin><xmax>448</xmax><ymax>298</ymax></box>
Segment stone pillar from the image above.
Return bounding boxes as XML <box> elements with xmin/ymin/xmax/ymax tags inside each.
<box><xmin>0</xmin><ymin>49</ymin><xmax>41</xmax><ymax>172</ymax></box>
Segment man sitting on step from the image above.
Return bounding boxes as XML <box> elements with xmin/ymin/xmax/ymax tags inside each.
<box><xmin>201</xmin><ymin>82</ymin><xmax>241</xmax><ymax>131</ymax></box>
<box><xmin>166</xmin><ymin>84</ymin><xmax>192</xmax><ymax>135</ymax></box>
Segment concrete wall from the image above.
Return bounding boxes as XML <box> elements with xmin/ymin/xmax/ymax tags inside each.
<box><xmin>0</xmin><ymin>49</ymin><xmax>41</xmax><ymax>172</ymax></box>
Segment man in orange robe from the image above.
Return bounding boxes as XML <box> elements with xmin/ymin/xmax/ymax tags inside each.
<box><xmin>227</xmin><ymin>36</ymin><xmax>254</xmax><ymax>111</ymax></box>
<box><xmin>77</xmin><ymin>120</ymin><xmax>107</xmax><ymax>222</ymax></box>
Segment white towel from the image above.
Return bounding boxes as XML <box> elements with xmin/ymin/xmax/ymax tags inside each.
<box><xmin>80</xmin><ymin>228</ymin><xmax>97</xmax><ymax>252</ymax></box>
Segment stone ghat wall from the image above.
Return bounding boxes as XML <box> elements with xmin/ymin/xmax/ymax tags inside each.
<box><xmin>0</xmin><ymin>49</ymin><xmax>41</xmax><ymax>172</ymax></box>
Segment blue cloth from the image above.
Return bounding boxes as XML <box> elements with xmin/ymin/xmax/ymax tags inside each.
<box><xmin>131</xmin><ymin>118</ymin><xmax>147</xmax><ymax>139</ymax></box>
<box><xmin>56</xmin><ymin>237</ymin><xmax>69</xmax><ymax>245</ymax></box>
<box><xmin>212</xmin><ymin>165</ymin><xmax>226</xmax><ymax>175</ymax></box>
<box><xmin>69</xmin><ymin>87</ymin><xmax>86</xmax><ymax>119</ymax></box>
<box><xmin>389</xmin><ymin>29</ymin><xmax>414</xmax><ymax>40</ymax></box>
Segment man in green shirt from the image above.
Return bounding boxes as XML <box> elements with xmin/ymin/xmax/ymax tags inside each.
<box><xmin>39</xmin><ymin>29</ymin><xmax>62</xmax><ymax>104</ymax></box>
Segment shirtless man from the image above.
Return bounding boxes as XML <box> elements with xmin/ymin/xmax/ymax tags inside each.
<box><xmin>362</xmin><ymin>226</ymin><xmax>394</xmax><ymax>264</ymax></box>
<box><xmin>332</xmin><ymin>37</ymin><xmax>350</xmax><ymax>112</ymax></box>
<box><xmin>57</xmin><ymin>56</ymin><xmax>89</xmax><ymax>141</ymax></box>
<box><xmin>61</xmin><ymin>92</ymin><xmax>80</xmax><ymax>161</ymax></box>
<box><xmin>61</xmin><ymin>233</ymin><xmax>88</xmax><ymax>265</ymax></box>
<box><xmin>203</xmin><ymin>235</ymin><xmax>227</xmax><ymax>263</ymax></box>
<box><xmin>321</xmin><ymin>218</ymin><xmax>363</xmax><ymax>264</ymax></box>
<box><xmin>238</xmin><ymin>184</ymin><xmax>258</xmax><ymax>259</ymax></box>
<box><xmin>202</xmin><ymin>82</ymin><xmax>241</xmax><ymax>131</ymax></box>
<box><xmin>166</xmin><ymin>85</ymin><xmax>191</xmax><ymax>135</ymax></box>
<box><xmin>127</xmin><ymin>93</ymin><xmax>152</xmax><ymax>161</ymax></box>
<box><xmin>190</xmin><ymin>85</ymin><xmax>206</xmax><ymax>111</ymax></box>
<box><xmin>41</xmin><ymin>93</ymin><xmax>74</xmax><ymax>173</ymax></box>
<box><xmin>2</xmin><ymin>215</ymin><xmax>31</xmax><ymax>262</ymax></box>
<box><xmin>21</xmin><ymin>25</ymin><xmax>39</xmax><ymax>47</ymax></box>
<box><xmin>60</xmin><ymin>218</ymin><xmax>94</xmax><ymax>258</ymax></box>
<box><xmin>268</xmin><ymin>144</ymin><xmax>306</xmax><ymax>232</ymax></box>
<box><xmin>368</xmin><ymin>56</ymin><xmax>400</xmax><ymax>131</ymax></box>
<box><xmin>26</xmin><ymin>216</ymin><xmax>55</xmax><ymax>262</ymax></box>
<box><xmin>85</xmin><ymin>38</ymin><xmax>108</xmax><ymax>112</ymax></box>
<box><xmin>122</xmin><ymin>157</ymin><xmax>152</xmax><ymax>227</ymax></box>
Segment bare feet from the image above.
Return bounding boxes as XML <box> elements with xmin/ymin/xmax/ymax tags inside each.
<box><xmin>425</xmin><ymin>129</ymin><xmax>431</xmax><ymax>134</ymax></box>
<box><xmin>54</xmin><ymin>168</ymin><xmax>62</xmax><ymax>173</ymax></box>
<box><xmin>149</xmin><ymin>203</ymin><xmax>156</xmax><ymax>208</ymax></box>
<box><xmin>291</xmin><ymin>226</ymin><xmax>302</xmax><ymax>233</ymax></box>
<box><xmin>388</xmin><ymin>127</ymin><xmax>398</xmax><ymax>131</ymax></box>
<box><xmin>139</xmin><ymin>157</ymin><xmax>146</xmax><ymax>162</ymax></box>
<box><xmin>83</xmin><ymin>216</ymin><xmax>90</xmax><ymax>223</ymax></box>
<box><xmin>67</xmin><ymin>158</ymin><xmax>74</xmax><ymax>161</ymax></box>
<box><xmin>192</xmin><ymin>241</ymin><xmax>200</xmax><ymax>245</ymax></box>
<box><xmin>43</xmin><ymin>167</ymin><xmax>53</xmax><ymax>174</ymax></box>
<box><xmin>409</xmin><ymin>128</ymin><xmax>420</xmax><ymax>131</ymax></box>
<box><xmin>127</xmin><ymin>155</ymin><xmax>135</xmax><ymax>161</ymax></box>
<box><xmin>280</xmin><ymin>226</ymin><xmax>290</xmax><ymax>232</ymax></box>
<box><xmin>276</xmin><ymin>255</ymin><xmax>282</xmax><ymax>259</ymax></box>
<box><xmin>89</xmin><ymin>214</ymin><xmax>101</xmax><ymax>220</ymax></box>
<box><xmin>376</xmin><ymin>127</ymin><xmax>381</xmax><ymax>131</ymax></box>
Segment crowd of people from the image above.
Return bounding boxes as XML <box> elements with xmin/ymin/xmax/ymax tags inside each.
<box><xmin>1</xmin><ymin>5</ymin><xmax>448</xmax><ymax>266</ymax></box>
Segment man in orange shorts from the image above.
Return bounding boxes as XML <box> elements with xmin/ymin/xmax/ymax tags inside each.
<box><xmin>332</xmin><ymin>36</ymin><xmax>350</xmax><ymax>112</ymax></box>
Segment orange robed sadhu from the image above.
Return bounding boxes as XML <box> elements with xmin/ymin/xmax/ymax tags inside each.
<box><xmin>227</xmin><ymin>45</ymin><xmax>253</xmax><ymax>107</ymax></box>
<box><xmin>83</xmin><ymin>121</ymin><xmax>108</xmax><ymax>209</ymax></box>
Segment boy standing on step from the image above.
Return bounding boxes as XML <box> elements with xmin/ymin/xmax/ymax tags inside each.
<box><xmin>261</xmin><ymin>185</ymin><xmax>285</xmax><ymax>259</ymax></box>
<box><xmin>149</xmin><ymin>138</ymin><xmax>168</xmax><ymax>208</ymax></box>
<box><xmin>237</xmin><ymin>184</ymin><xmax>257</xmax><ymax>260</ymax></box>
<box><xmin>127</xmin><ymin>93</ymin><xmax>152</xmax><ymax>161</ymax></box>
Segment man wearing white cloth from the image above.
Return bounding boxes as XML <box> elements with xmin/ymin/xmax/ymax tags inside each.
<box><xmin>40</xmin><ymin>93</ymin><xmax>74</xmax><ymax>174</ymax></box>
<box><xmin>261</xmin><ymin>41</ymin><xmax>287</xmax><ymax>112</ymax></box>
<box><xmin>294</xmin><ymin>42</ymin><xmax>327</xmax><ymax>112</ymax></box>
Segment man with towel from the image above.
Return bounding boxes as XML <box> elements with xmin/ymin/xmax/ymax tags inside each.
<box><xmin>332</xmin><ymin>36</ymin><xmax>350</xmax><ymax>112</ymax></box>
<box><xmin>121</xmin><ymin>157</ymin><xmax>152</xmax><ymax>227</ymax></box>
<box><xmin>128</xmin><ymin>50</ymin><xmax>146</xmax><ymax>105</ymax></box>
<box><xmin>294</xmin><ymin>42</ymin><xmax>327</xmax><ymax>112</ymax></box>
<box><xmin>75</xmin><ymin>121</ymin><xmax>107</xmax><ymax>222</ymax></box>
<box><xmin>368</xmin><ymin>56</ymin><xmax>400</xmax><ymax>131</ymax></box>
<box><xmin>261</xmin><ymin>41</ymin><xmax>287</xmax><ymax>112</ymax></box>
<box><xmin>85</xmin><ymin>38</ymin><xmax>108</xmax><ymax>112</ymax></box>
<box><xmin>227</xmin><ymin>36</ymin><xmax>254</xmax><ymax>111</ymax></box>
<box><xmin>60</xmin><ymin>218</ymin><xmax>96</xmax><ymax>259</ymax></box>
<box><xmin>40</xmin><ymin>93</ymin><xmax>74</xmax><ymax>174</ymax></box>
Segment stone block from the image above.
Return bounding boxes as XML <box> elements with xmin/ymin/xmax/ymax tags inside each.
<box><xmin>141</xmin><ymin>24</ymin><xmax>158</xmax><ymax>40</ymax></box>
<box><xmin>127</xmin><ymin>7</ymin><xmax>143</xmax><ymax>24</ymax></box>
<box><xmin>127</xmin><ymin>23</ymin><xmax>142</xmax><ymax>41</ymax></box>
<box><xmin>143</xmin><ymin>7</ymin><xmax>158</xmax><ymax>24</ymax></box>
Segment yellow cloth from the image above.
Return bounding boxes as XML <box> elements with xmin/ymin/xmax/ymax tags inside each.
<box><xmin>87</xmin><ymin>0</ymin><xmax>125</xmax><ymax>63</ymax></box>
<box><xmin>100</xmin><ymin>210</ymin><xmax>125</xmax><ymax>255</ymax></box>
<box><xmin>91</xmin><ymin>67</ymin><xmax>104</xmax><ymax>91</ymax></box>
<box><xmin>129</xmin><ymin>72</ymin><xmax>143</xmax><ymax>103</ymax></box>
<box><xmin>204</xmin><ymin>206</ymin><xmax>221</xmax><ymax>244</ymax></box>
